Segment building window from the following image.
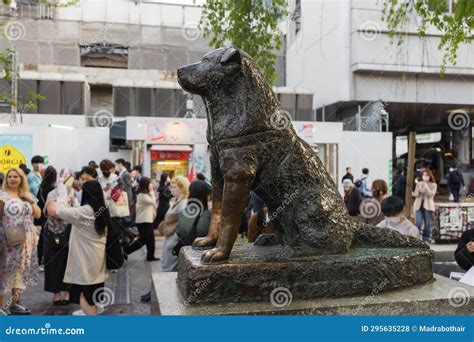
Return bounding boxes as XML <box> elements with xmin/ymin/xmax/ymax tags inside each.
<box><xmin>428</xmin><ymin>0</ymin><xmax>457</xmax><ymax>13</ymax></box>
<box><xmin>112</xmin><ymin>87</ymin><xmax>188</xmax><ymax>118</ymax></box>
<box><xmin>296</xmin><ymin>94</ymin><xmax>313</xmax><ymax>121</ymax></box>
<box><xmin>278</xmin><ymin>94</ymin><xmax>296</xmax><ymax>119</ymax></box>
<box><xmin>18</xmin><ymin>80</ymin><xmax>84</xmax><ymax>115</ymax></box>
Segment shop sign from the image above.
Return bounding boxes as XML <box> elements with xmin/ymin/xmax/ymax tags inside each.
<box><xmin>151</xmin><ymin>150</ymin><xmax>190</xmax><ymax>161</ymax></box>
<box><xmin>0</xmin><ymin>134</ymin><xmax>32</xmax><ymax>174</ymax></box>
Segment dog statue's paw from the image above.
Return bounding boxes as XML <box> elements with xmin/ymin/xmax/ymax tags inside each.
<box><xmin>200</xmin><ymin>248</ymin><xmax>229</xmax><ymax>264</ymax></box>
<box><xmin>192</xmin><ymin>237</ymin><xmax>218</xmax><ymax>249</ymax></box>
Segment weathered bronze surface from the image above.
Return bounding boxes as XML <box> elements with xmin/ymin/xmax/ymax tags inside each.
<box><xmin>154</xmin><ymin>273</ymin><xmax>472</xmax><ymax>315</ymax></box>
<box><xmin>177</xmin><ymin>47</ymin><xmax>429</xmax><ymax>264</ymax></box>
<box><xmin>177</xmin><ymin>245</ymin><xmax>433</xmax><ymax>304</ymax></box>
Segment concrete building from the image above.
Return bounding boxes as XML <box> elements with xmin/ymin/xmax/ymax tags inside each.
<box><xmin>286</xmin><ymin>0</ymin><xmax>474</xmax><ymax>182</ymax></box>
<box><xmin>0</xmin><ymin>0</ymin><xmax>312</xmax><ymax>178</ymax></box>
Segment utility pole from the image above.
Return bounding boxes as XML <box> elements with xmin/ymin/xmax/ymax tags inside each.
<box><xmin>11</xmin><ymin>50</ymin><xmax>18</xmax><ymax>123</ymax></box>
<box><xmin>9</xmin><ymin>0</ymin><xmax>18</xmax><ymax>124</ymax></box>
<box><xmin>405</xmin><ymin>132</ymin><xmax>416</xmax><ymax>220</ymax></box>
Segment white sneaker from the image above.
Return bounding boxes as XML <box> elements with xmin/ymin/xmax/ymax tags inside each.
<box><xmin>72</xmin><ymin>306</ymin><xmax>104</xmax><ymax>316</ymax></box>
<box><xmin>38</xmin><ymin>265</ymin><xmax>44</xmax><ymax>272</ymax></box>
<box><xmin>72</xmin><ymin>309</ymin><xmax>85</xmax><ymax>316</ymax></box>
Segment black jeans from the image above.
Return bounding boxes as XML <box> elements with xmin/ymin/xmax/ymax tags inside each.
<box><xmin>452</xmin><ymin>186</ymin><xmax>461</xmax><ymax>203</ymax></box>
<box><xmin>124</xmin><ymin>222</ymin><xmax>155</xmax><ymax>259</ymax></box>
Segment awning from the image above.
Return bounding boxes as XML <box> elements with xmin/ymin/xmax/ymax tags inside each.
<box><xmin>110</xmin><ymin>120</ymin><xmax>127</xmax><ymax>140</ymax></box>
<box><xmin>150</xmin><ymin>144</ymin><xmax>193</xmax><ymax>152</ymax></box>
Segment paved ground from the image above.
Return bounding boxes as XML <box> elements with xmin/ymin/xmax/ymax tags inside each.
<box><xmin>21</xmin><ymin>237</ymin><xmax>165</xmax><ymax>316</ymax></box>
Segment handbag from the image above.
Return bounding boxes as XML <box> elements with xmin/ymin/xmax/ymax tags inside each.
<box><xmin>5</xmin><ymin>224</ymin><xmax>27</xmax><ymax>246</ymax></box>
<box><xmin>161</xmin><ymin>199</ymin><xmax>183</xmax><ymax>236</ymax></box>
<box><xmin>105</xmin><ymin>218</ymin><xmax>124</xmax><ymax>270</ymax></box>
<box><xmin>162</xmin><ymin>212</ymin><xmax>179</xmax><ymax>236</ymax></box>
<box><xmin>45</xmin><ymin>220</ymin><xmax>71</xmax><ymax>251</ymax></box>
<box><xmin>109</xmin><ymin>191</ymin><xmax>130</xmax><ymax>218</ymax></box>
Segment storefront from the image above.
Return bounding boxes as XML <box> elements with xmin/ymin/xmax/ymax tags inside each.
<box><xmin>142</xmin><ymin>119</ymin><xmax>210</xmax><ymax>181</ymax></box>
<box><xmin>150</xmin><ymin>145</ymin><xmax>192</xmax><ymax>179</ymax></box>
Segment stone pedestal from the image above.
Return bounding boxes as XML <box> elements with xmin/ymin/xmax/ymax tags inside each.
<box><xmin>152</xmin><ymin>273</ymin><xmax>474</xmax><ymax>315</ymax></box>
<box><xmin>176</xmin><ymin>245</ymin><xmax>433</xmax><ymax>304</ymax></box>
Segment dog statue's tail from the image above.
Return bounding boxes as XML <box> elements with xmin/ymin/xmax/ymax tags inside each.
<box><xmin>351</xmin><ymin>222</ymin><xmax>430</xmax><ymax>249</ymax></box>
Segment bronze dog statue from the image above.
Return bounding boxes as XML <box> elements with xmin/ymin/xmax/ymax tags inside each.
<box><xmin>177</xmin><ymin>47</ymin><xmax>427</xmax><ymax>264</ymax></box>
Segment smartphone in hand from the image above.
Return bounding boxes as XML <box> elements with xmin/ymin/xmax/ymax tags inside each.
<box><xmin>63</xmin><ymin>175</ymin><xmax>74</xmax><ymax>188</ymax></box>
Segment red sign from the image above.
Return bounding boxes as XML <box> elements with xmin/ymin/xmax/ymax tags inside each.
<box><xmin>151</xmin><ymin>150</ymin><xmax>190</xmax><ymax>161</ymax></box>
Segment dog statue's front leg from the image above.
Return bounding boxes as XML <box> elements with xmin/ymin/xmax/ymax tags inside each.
<box><xmin>193</xmin><ymin>182</ymin><xmax>222</xmax><ymax>248</ymax></box>
<box><xmin>201</xmin><ymin>178</ymin><xmax>252</xmax><ymax>264</ymax></box>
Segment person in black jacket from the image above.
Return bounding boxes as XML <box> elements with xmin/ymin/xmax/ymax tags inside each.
<box><xmin>447</xmin><ymin>166</ymin><xmax>465</xmax><ymax>203</ymax></box>
<box><xmin>153</xmin><ymin>173</ymin><xmax>172</xmax><ymax>229</ymax></box>
<box><xmin>455</xmin><ymin>229</ymin><xmax>474</xmax><ymax>271</ymax></box>
<box><xmin>35</xmin><ymin>166</ymin><xmax>58</xmax><ymax>269</ymax></box>
<box><xmin>343</xmin><ymin>179</ymin><xmax>362</xmax><ymax>217</ymax></box>
<box><xmin>392</xmin><ymin>165</ymin><xmax>407</xmax><ymax>204</ymax></box>
<box><xmin>341</xmin><ymin>167</ymin><xmax>354</xmax><ymax>183</ymax></box>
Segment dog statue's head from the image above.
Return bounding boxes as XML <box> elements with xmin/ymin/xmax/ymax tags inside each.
<box><xmin>177</xmin><ymin>47</ymin><xmax>245</xmax><ymax>96</ymax></box>
<box><xmin>178</xmin><ymin>47</ymin><xmax>284</xmax><ymax>141</ymax></box>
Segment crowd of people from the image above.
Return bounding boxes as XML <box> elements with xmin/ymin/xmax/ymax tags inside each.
<box><xmin>0</xmin><ymin>156</ymin><xmax>473</xmax><ymax>316</ymax></box>
<box><xmin>342</xmin><ymin>166</ymin><xmax>436</xmax><ymax>240</ymax></box>
<box><xmin>0</xmin><ymin>156</ymin><xmax>212</xmax><ymax>315</ymax></box>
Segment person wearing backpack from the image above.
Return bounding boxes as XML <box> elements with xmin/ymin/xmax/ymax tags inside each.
<box><xmin>447</xmin><ymin>166</ymin><xmax>465</xmax><ymax>203</ymax></box>
<box><xmin>357</xmin><ymin>168</ymin><xmax>372</xmax><ymax>198</ymax></box>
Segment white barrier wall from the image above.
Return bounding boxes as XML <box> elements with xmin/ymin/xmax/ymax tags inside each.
<box><xmin>0</xmin><ymin>125</ymin><xmax>130</xmax><ymax>172</ymax></box>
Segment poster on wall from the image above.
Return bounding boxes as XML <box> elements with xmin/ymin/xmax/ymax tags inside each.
<box><xmin>0</xmin><ymin>134</ymin><xmax>33</xmax><ymax>174</ymax></box>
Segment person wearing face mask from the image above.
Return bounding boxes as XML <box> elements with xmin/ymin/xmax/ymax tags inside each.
<box><xmin>99</xmin><ymin>160</ymin><xmax>134</xmax><ymax>246</ymax></box>
<box><xmin>115</xmin><ymin>159</ymin><xmax>133</xmax><ymax>209</ymax></box>
<box><xmin>27</xmin><ymin>156</ymin><xmax>44</xmax><ymax>197</ymax></box>
<box><xmin>377</xmin><ymin>196</ymin><xmax>420</xmax><ymax>239</ymax></box>
<box><xmin>414</xmin><ymin>170</ymin><xmax>437</xmax><ymax>242</ymax></box>
<box><xmin>342</xmin><ymin>179</ymin><xmax>362</xmax><ymax>217</ymax></box>
<box><xmin>447</xmin><ymin>166</ymin><xmax>465</xmax><ymax>203</ymax></box>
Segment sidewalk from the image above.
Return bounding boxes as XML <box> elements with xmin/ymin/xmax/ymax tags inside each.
<box><xmin>22</xmin><ymin>238</ymin><xmax>165</xmax><ymax>316</ymax></box>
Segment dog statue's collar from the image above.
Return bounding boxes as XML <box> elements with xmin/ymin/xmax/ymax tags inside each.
<box><xmin>214</xmin><ymin>129</ymin><xmax>292</xmax><ymax>151</ymax></box>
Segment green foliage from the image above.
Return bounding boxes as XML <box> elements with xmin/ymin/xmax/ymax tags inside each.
<box><xmin>382</xmin><ymin>0</ymin><xmax>474</xmax><ymax>73</ymax></box>
<box><xmin>200</xmin><ymin>0</ymin><xmax>287</xmax><ymax>85</ymax></box>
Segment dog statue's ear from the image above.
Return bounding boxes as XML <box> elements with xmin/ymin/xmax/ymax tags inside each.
<box><xmin>220</xmin><ymin>48</ymin><xmax>241</xmax><ymax>66</ymax></box>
